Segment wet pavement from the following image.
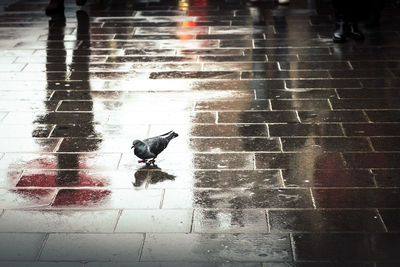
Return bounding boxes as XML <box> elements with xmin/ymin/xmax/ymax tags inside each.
<box><xmin>0</xmin><ymin>0</ymin><xmax>400</xmax><ymax>265</ymax></box>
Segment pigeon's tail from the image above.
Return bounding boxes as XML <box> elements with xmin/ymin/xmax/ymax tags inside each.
<box><xmin>163</xmin><ymin>130</ymin><xmax>179</xmax><ymax>141</ymax></box>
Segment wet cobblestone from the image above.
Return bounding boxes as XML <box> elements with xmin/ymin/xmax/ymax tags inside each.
<box><xmin>0</xmin><ymin>0</ymin><xmax>400</xmax><ymax>265</ymax></box>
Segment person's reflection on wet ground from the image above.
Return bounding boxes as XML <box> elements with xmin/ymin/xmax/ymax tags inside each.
<box><xmin>37</xmin><ymin>10</ymin><xmax>101</xmax><ymax>187</ymax></box>
<box><xmin>133</xmin><ymin>164</ymin><xmax>176</xmax><ymax>188</ymax></box>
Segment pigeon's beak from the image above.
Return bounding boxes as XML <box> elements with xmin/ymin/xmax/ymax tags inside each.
<box><xmin>131</xmin><ymin>145</ymin><xmax>134</xmax><ymax>149</ymax></box>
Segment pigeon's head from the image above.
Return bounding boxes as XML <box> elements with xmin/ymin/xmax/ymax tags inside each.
<box><xmin>131</xmin><ymin>139</ymin><xmax>143</xmax><ymax>149</ymax></box>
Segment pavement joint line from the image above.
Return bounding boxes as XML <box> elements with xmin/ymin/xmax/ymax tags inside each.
<box><xmin>327</xmin><ymin>98</ymin><xmax>333</xmax><ymax>110</ymax></box>
<box><xmin>265</xmin><ymin>209</ymin><xmax>271</xmax><ymax>233</ymax></box>
<box><xmin>115</xmin><ymin>152</ymin><xmax>124</xmax><ymax>170</ymax></box>
<box><xmin>309</xmin><ymin>188</ymin><xmax>317</xmax><ymax>209</ymax></box>
<box><xmin>35</xmin><ymin>233</ymin><xmax>49</xmax><ymax>261</ymax></box>
<box><xmin>369</xmin><ymin>169</ymin><xmax>379</xmax><ymax>188</ymax></box>
<box><xmin>366</xmin><ymin>137</ymin><xmax>375</xmax><ymax>152</ymax></box>
<box><xmin>189</xmin><ymin>208</ymin><xmax>195</xmax><ymax>233</ymax></box>
<box><xmin>112</xmin><ymin>209</ymin><xmax>123</xmax><ymax>233</ymax></box>
<box><xmin>159</xmin><ymin>189</ymin><xmax>166</xmax><ymax>209</ymax></box>
<box><xmin>278</xmin><ymin>137</ymin><xmax>283</xmax><ymax>152</ymax></box>
<box><xmin>278</xmin><ymin>169</ymin><xmax>286</xmax><ymax>188</ymax></box>
<box><xmin>289</xmin><ymin>233</ymin><xmax>296</xmax><ymax>262</ymax></box>
<box><xmin>295</xmin><ymin>110</ymin><xmax>301</xmax><ymax>122</ymax></box>
<box><xmin>376</xmin><ymin>208</ymin><xmax>389</xmax><ymax>233</ymax></box>
<box><xmin>52</xmin><ymin>137</ymin><xmax>64</xmax><ymax>152</ymax></box>
<box><xmin>339</xmin><ymin>123</ymin><xmax>347</xmax><ymax>136</ymax></box>
<box><xmin>138</xmin><ymin>233</ymin><xmax>146</xmax><ymax>262</ymax></box>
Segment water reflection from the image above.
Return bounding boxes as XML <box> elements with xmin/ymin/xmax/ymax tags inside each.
<box><xmin>268</xmin><ymin>2</ymin><xmax>342</xmax><ymax>192</ymax></box>
<box><xmin>193</xmin><ymin>209</ymin><xmax>268</xmax><ymax>233</ymax></box>
<box><xmin>48</xmin><ymin>11</ymin><xmax>100</xmax><ymax>187</ymax></box>
<box><xmin>13</xmin><ymin>10</ymin><xmax>108</xmax><ymax>205</ymax></box>
<box><xmin>133</xmin><ymin>164</ymin><xmax>176</xmax><ymax>188</ymax></box>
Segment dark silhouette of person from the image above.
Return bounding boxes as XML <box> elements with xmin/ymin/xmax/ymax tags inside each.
<box><xmin>332</xmin><ymin>0</ymin><xmax>365</xmax><ymax>43</ymax></box>
<box><xmin>46</xmin><ymin>0</ymin><xmax>87</xmax><ymax>15</ymax></box>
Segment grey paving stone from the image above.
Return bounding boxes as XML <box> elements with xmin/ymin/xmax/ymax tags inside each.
<box><xmin>40</xmin><ymin>233</ymin><xmax>144</xmax><ymax>261</ymax></box>
<box><xmin>372</xmin><ymin>169</ymin><xmax>400</xmax><ymax>187</ymax></box>
<box><xmin>0</xmin><ymin>233</ymin><xmax>45</xmax><ymax>260</ymax></box>
<box><xmin>163</xmin><ymin>188</ymin><xmax>312</xmax><ymax>209</ymax></box>
<box><xmin>85</xmin><ymin>262</ymin><xmax>261</xmax><ymax>267</ymax></box>
<box><xmin>51</xmin><ymin>189</ymin><xmax>163</xmax><ymax>209</ymax></box>
<box><xmin>313</xmin><ymin>189</ymin><xmax>400</xmax><ymax>208</ymax></box>
<box><xmin>1</xmin><ymin>0</ymin><xmax>400</xmax><ymax>264</ymax></box>
<box><xmin>281</xmin><ymin>137</ymin><xmax>372</xmax><ymax>152</ymax></box>
<box><xmin>0</xmin><ymin>188</ymin><xmax>56</xmax><ymax>209</ymax></box>
<box><xmin>193</xmin><ymin>170</ymin><xmax>282</xmax><ymax>189</ymax></box>
<box><xmin>190</xmin><ymin>138</ymin><xmax>280</xmax><ymax>152</ymax></box>
<box><xmin>292</xmin><ymin>234</ymin><xmax>372</xmax><ymax>261</ymax></box>
<box><xmin>0</xmin><ymin>210</ymin><xmax>119</xmax><ymax>233</ymax></box>
<box><xmin>379</xmin><ymin>209</ymin><xmax>400</xmax><ymax>231</ymax></box>
<box><xmin>0</xmin><ymin>263</ymin><xmax>82</xmax><ymax>267</ymax></box>
<box><xmin>0</xmin><ymin>168</ymin><xmax>22</xmax><ymax>187</ymax></box>
<box><xmin>193</xmin><ymin>209</ymin><xmax>268</xmax><ymax>233</ymax></box>
<box><xmin>141</xmin><ymin>233</ymin><xmax>292</xmax><ymax>262</ymax></box>
<box><xmin>115</xmin><ymin>209</ymin><xmax>193</xmax><ymax>233</ymax></box>
<box><xmin>282</xmin><ymin>169</ymin><xmax>375</xmax><ymax>188</ymax></box>
<box><xmin>269</xmin><ymin>209</ymin><xmax>386</xmax><ymax>232</ymax></box>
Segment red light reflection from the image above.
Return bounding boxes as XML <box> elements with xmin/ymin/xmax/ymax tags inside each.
<box><xmin>17</xmin><ymin>171</ymin><xmax>107</xmax><ymax>187</ymax></box>
<box><xmin>178</xmin><ymin>0</ymin><xmax>207</xmax><ymax>40</ymax></box>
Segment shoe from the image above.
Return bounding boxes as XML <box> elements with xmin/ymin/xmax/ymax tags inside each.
<box><xmin>333</xmin><ymin>20</ymin><xmax>347</xmax><ymax>43</ymax></box>
<box><xmin>45</xmin><ymin>0</ymin><xmax>64</xmax><ymax>15</ymax></box>
<box><xmin>278</xmin><ymin>0</ymin><xmax>290</xmax><ymax>4</ymax></box>
<box><xmin>349</xmin><ymin>22</ymin><xmax>365</xmax><ymax>41</ymax></box>
<box><xmin>76</xmin><ymin>0</ymin><xmax>87</xmax><ymax>6</ymax></box>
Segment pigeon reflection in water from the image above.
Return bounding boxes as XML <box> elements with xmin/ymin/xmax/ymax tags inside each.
<box><xmin>131</xmin><ymin>131</ymin><xmax>178</xmax><ymax>165</ymax></box>
<box><xmin>133</xmin><ymin>164</ymin><xmax>176</xmax><ymax>188</ymax></box>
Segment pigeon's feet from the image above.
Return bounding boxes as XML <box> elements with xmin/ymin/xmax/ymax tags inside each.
<box><xmin>138</xmin><ymin>159</ymin><xmax>155</xmax><ymax>166</ymax></box>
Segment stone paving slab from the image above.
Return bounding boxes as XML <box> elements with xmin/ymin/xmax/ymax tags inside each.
<box><xmin>1</xmin><ymin>0</ymin><xmax>400</xmax><ymax>265</ymax></box>
<box><xmin>0</xmin><ymin>209</ymin><xmax>119</xmax><ymax>232</ymax></box>
<box><xmin>40</xmin><ymin>233</ymin><xmax>144</xmax><ymax>261</ymax></box>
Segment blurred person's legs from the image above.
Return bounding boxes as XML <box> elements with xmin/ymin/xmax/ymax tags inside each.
<box><xmin>332</xmin><ymin>0</ymin><xmax>364</xmax><ymax>43</ymax></box>
<box><xmin>332</xmin><ymin>0</ymin><xmax>346</xmax><ymax>42</ymax></box>
<box><xmin>46</xmin><ymin>0</ymin><xmax>87</xmax><ymax>15</ymax></box>
<box><xmin>347</xmin><ymin>0</ymin><xmax>364</xmax><ymax>41</ymax></box>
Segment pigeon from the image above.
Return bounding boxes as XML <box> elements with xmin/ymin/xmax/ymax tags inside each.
<box><xmin>131</xmin><ymin>131</ymin><xmax>178</xmax><ymax>165</ymax></box>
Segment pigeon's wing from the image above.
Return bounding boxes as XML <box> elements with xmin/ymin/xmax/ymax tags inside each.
<box><xmin>143</xmin><ymin>136</ymin><xmax>169</xmax><ymax>156</ymax></box>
